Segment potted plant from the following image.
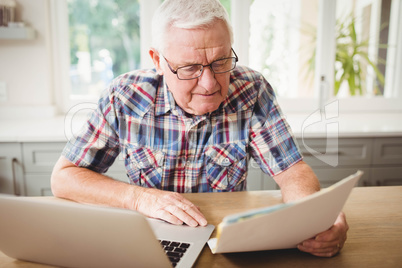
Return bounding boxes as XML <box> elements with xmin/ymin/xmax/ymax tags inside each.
<box><xmin>305</xmin><ymin>13</ymin><xmax>386</xmax><ymax>96</ymax></box>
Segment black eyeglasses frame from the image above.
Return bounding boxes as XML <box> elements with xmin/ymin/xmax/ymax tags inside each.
<box><xmin>162</xmin><ymin>48</ymin><xmax>238</xmax><ymax>80</ymax></box>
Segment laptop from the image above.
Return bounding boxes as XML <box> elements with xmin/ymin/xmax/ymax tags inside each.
<box><xmin>0</xmin><ymin>195</ymin><xmax>214</xmax><ymax>268</ymax></box>
<box><xmin>208</xmin><ymin>170</ymin><xmax>363</xmax><ymax>253</ymax></box>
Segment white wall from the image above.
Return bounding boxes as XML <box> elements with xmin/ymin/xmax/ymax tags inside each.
<box><xmin>0</xmin><ymin>0</ymin><xmax>56</xmax><ymax>117</ymax></box>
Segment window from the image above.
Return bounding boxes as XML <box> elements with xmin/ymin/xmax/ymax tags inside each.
<box><xmin>52</xmin><ymin>0</ymin><xmax>402</xmax><ymax>113</ymax></box>
<box><xmin>67</xmin><ymin>0</ymin><xmax>140</xmax><ymax>99</ymax></box>
<box><xmin>336</xmin><ymin>0</ymin><xmax>394</xmax><ymax>98</ymax></box>
<box><xmin>232</xmin><ymin>0</ymin><xmax>402</xmax><ymax>113</ymax></box>
<box><xmin>50</xmin><ymin>0</ymin><xmax>160</xmax><ymax>111</ymax></box>
<box><xmin>249</xmin><ymin>0</ymin><xmax>318</xmax><ymax>99</ymax></box>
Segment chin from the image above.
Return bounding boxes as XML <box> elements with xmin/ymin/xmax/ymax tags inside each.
<box><xmin>193</xmin><ymin>105</ymin><xmax>220</xmax><ymax>115</ymax></box>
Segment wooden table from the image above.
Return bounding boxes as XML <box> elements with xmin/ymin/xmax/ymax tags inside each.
<box><xmin>1</xmin><ymin>186</ymin><xmax>401</xmax><ymax>267</ymax></box>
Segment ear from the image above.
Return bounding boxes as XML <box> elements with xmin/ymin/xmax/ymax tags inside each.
<box><xmin>149</xmin><ymin>48</ymin><xmax>164</xmax><ymax>75</ymax></box>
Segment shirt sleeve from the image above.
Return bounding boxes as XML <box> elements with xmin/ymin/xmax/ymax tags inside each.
<box><xmin>248</xmin><ymin>76</ymin><xmax>302</xmax><ymax>176</ymax></box>
<box><xmin>62</xmin><ymin>86</ymin><xmax>121</xmax><ymax>174</ymax></box>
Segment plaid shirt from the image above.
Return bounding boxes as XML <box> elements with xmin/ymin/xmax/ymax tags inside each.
<box><xmin>63</xmin><ymin>66</ymin><xmax>302</xmax><ymax>193</ymax></box>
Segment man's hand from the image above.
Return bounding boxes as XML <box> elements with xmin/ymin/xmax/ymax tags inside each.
<box><xmin>131</xmin><ymin>187</ymin><xmax>208</xmax><ymax>227</ymax></box>
<box><xmin>297</xmin><ymin>212</ymin><xmax>349</xmax><ymax>257</ymax></box>
<box><xmin>274</xmin><ymin>161</ymin><xmax>349</xmax><ymax>257</ymax></box>
<box><xmin>52</xmin><ymin>157</ymin><xmax>207</xmax><ymax>227</ymax></box>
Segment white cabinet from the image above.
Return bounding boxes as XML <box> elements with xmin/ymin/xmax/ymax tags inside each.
<box><xmin>372</xmin><ymin>138</ymin><xmax>402</xmax><ymax>165</ymax></box>
<box><xmin>312</xmin><ymin>167</ymin><xmax>371</xmax><ymax>187</ymax></box>
<box><xmin>21</xmin><ymin>142</ymin><xmax>127</xmax><ymax>196</ymax></box>
<box><xmin>371</xmin><ymin>138</ymin><xmax>402</xmax><ymax>186</ymax></box>
<box><xmin>297</xmin><ymin>138</ymin><xmax>372</xmax><ymax>187</ymax></box>
<box><xmin>22</xmin><ymin>142</ymin><xmax>65</xmax><ymax>173</ymax></box>
<box><xmin>0</xmin><ymin>143</ymin><xmax>23</xmax><ymax>195</ymax></box>
<box><xmin>0</xmin><ymin>142</ymin><xmax>127</xmax><ymax>196</ymax></box>
<box><xmin>22</xmin><ymin>142</ymin><xmax>66</xmax><ymax>196</ymax></box>
<box><xmin>247</xmin><ymin>137</ymin><xmax>402</xmax><ymax>190</ymax></box>
<box><xmin>298</xmin><ymin>138</ymin><xmax>373</xmax><ymax>167</ymax></box>
<box><xmin>24</xmin><ymin>174</ymin><xmax>54</xmax><ymax>196</ymax></box>
<box><xmin>370</xmin><ymin>168</ymin><xmax>402</xmax><ymax>186</ymax></box>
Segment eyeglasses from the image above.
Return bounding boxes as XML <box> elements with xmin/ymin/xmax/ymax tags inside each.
<box><xmin>162</xmin><ymin>48</ymin><xmax>238</xmax><ymax>80</ymax></box>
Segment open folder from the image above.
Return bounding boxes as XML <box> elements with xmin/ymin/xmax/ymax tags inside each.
<box><xmin>208</xmin><ymin>170</ymin><xmax>363</xmax><ymax>254</ymax></box>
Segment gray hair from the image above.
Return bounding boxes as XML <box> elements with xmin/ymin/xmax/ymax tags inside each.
<box><xmin>151</xmin><ymin>0</ymin><xmax>233</xmax><ymax>53</ymax></box>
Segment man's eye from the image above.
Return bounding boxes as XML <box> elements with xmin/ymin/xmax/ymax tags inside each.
<box><xmin>181</xmin><ymin>65</ymin><xmax>199</xmax><ymax>72</ymax></box>
<box><xmin>213</xmin><ymin>59</ymin><xmax>229</xmax><ymax>70</ymax></box>
<box><xmin>177</xmin><ymin>65</ymin><xmax>202</xmax><ymax>76</ymax></box>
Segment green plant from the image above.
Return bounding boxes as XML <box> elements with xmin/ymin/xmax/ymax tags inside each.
<box><xmin>334</xmin><ymin>14</ymin><xmax>385</xmax><ymax>96</ymax></box>
<box><xmin>304</xmin><ymin>13</ymin><xmax>386</xmax><ymax>96</ymax></box>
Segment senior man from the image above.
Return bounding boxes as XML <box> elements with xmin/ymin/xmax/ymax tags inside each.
<box><xmin>51</xmin><ymin>0</ymin><xmax>348</xmax><ymax>257</ymax></box>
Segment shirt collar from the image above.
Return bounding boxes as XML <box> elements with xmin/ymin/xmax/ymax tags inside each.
<box><xmin>155</xmin><ymin>77</ymin><xmax>195</xmax><ymax>118</ymax></box>
<box><xmin>155</xmin><ymin>76</ymin><xmax>174</xmax><ymax>116</ymax></box>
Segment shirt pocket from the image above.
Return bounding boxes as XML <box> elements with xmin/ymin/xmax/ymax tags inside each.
<box><xmin>125</xmin><ymin>145</ymin><xmax>165</xmax><ymax>188</ymax></box>
<box><xmin>205</xmin><ymin>142</ymin><xmax>247</xmax><ymax>191</ymax></box>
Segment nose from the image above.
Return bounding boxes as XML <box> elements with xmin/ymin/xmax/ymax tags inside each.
<box><xmin>197</xmin><ymin>66</ymin><xmax>217</xmax><ymax>92</ymax></box>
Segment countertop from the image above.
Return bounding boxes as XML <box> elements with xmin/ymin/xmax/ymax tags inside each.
<box><xmin>0</xmin><ymin>112</ymin><xmax>401</xmax><ymax>143</ymax></box>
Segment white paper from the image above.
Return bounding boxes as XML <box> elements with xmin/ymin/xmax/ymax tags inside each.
<box><xmin>208</xmin><ymin>171</ymin><xmax>363</xmax><ymax>254</ymax></box>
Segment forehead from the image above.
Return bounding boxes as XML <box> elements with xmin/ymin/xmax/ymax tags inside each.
<box><xmin>163</xmin><ymin>20</ymin><xmax>231</xmax><ymax>64</ymax></box>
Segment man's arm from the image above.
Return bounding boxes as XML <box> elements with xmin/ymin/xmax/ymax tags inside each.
<box><xmin>51</xmin><ymin>156</ymin><xmax>207</xmax><ymax>227</ymax></box>
<box><xmin>273</xmin><ymin>160</ymin><xmax>320</xmax><ymax>202</ymax></box>
<box><xmin>273</xmin><ymin>161</ymin><xmax>349</xmax><ymax>257</ymax></box>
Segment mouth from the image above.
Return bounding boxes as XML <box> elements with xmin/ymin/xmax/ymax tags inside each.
<box><xmin>194</xmin><ymin>91</ymin><xmax>218</xmax><ymax>97</ymax></box>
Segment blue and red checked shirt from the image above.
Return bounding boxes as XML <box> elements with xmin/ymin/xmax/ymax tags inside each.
<box><xmin>62</xmin><ymin>66</ymin><xmax>302</xmax><ymax>193</ymax></box>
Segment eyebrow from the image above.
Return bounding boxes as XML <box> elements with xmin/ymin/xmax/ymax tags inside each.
<box><xmin>176</xmin><ymin>53</ymin><xmax>232</xmax><ymax>68</ymax></box>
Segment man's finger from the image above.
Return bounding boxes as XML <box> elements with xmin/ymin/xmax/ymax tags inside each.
<box><xmin>164</xmin><ymin>204</ymin><xmax>200</xmax><ymax>227</ymax></box>
<box><xmin>175</xmin><ymin>201</ymin><xmax>208</xmax><ymax>226</ymax></box>
<box><xmin>155</xmin><ymin>209</ymin><xmax>184</xmax><ymax>226</ymax></box>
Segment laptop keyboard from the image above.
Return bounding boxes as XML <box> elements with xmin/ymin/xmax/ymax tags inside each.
<box><xmin>159</xmin><ymin>240</ymin><xmax>191</xmax><ymax>267</ymax></box>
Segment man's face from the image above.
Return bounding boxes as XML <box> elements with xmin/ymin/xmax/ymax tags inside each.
<box><xmin>155</xmin><ymin>20</ymin><xmax>232</xmax><ymax>116</ymax></box>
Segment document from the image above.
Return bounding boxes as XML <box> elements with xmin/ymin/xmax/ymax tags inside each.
<box><xmin>208</xmin><ymin>171</ymin><xmax>363</xmax><ymax>254</ymax></box>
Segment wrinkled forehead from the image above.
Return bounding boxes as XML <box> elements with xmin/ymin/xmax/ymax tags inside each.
<box><xmin>164</xmin><ymin>21</ymin><xmax>231</xmax><ymax>50</ymax></box>
<box><xmin>160</xmin><ymin>18</ymin><xmax>232</xmax><ymax>53</ymax></box>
